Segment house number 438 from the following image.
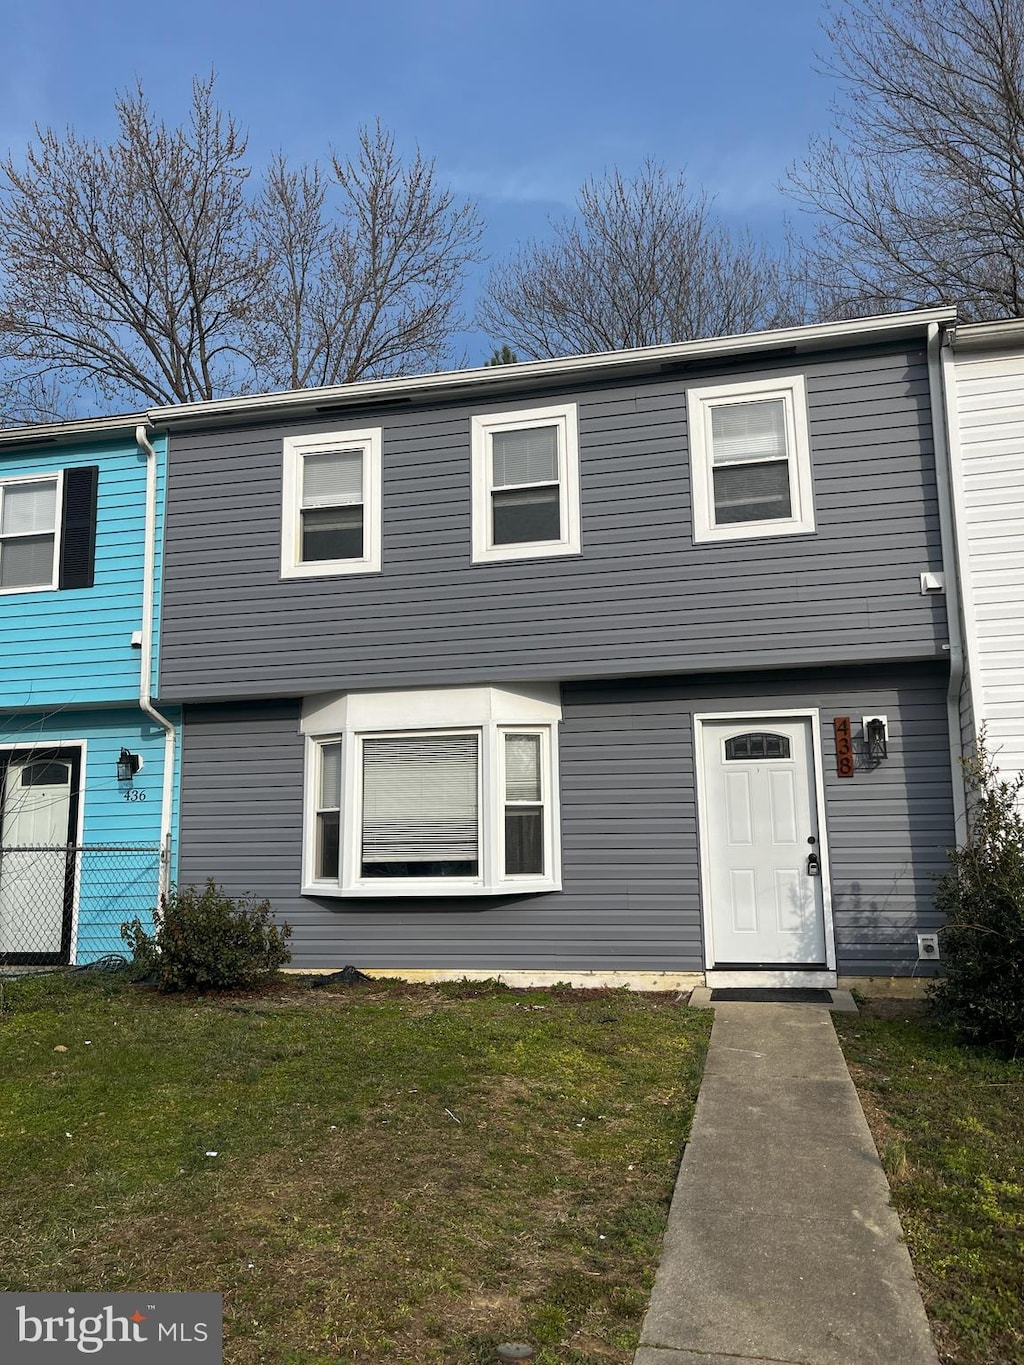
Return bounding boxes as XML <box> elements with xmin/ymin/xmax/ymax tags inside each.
<box><xmin>123</xmin><ymin>788</ymin><xmax>147</xmax><ymax>802</ymax></box>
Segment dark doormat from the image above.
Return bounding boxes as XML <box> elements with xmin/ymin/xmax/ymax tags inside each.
<box><xmin>710</xmin><ymin>988</ymin><xmax>834</xmax><ymax>1003</ymax></box>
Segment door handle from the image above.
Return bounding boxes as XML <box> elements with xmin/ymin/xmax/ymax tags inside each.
<box><xmin>806</xmin><ymin>851</ymin><xmax>820</xmax><ymax>877</ymax></box>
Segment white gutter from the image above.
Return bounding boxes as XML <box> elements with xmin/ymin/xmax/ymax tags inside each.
<box><xmin>0</xmin><ymin>411</ymin><xmax>148</xmax><ymax>449</ymax></box>
<box><xmin>148</xmin><ymin>306</ymin><xmax>958</xmax><ymax>428</ymax></box>
<box><xmin>136</xmin><ymin>423</ymin><xmax>176</xmax><ymax>899</ymax></box>
<box><xmin>926</xmin><ymin>323</ymin><xmax>968</xmax><ymax>842</ymax></box>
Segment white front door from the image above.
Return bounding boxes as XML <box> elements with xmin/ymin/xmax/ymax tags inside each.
<box><xmin>0</xmin><ymin>754</ymin><xmax>76</xmax><ymax>958</ymax></box>
<box><xmin>701</xmin><ymin>718</ymin><xmax>827</xmax><ymax>968</ymax></box>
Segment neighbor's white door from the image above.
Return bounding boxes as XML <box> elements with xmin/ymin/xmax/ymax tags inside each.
<box><xmin>701</xmin><ymin>719</ymin><xmax>826</xmax><ymax>967</ymax></box>
<box><xmin>0</xmin><ymin>757</ymin><xmax>74</xmax><ymax>955</ymax></box>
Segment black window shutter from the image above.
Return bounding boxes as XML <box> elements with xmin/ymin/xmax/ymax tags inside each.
<box><xmin>58</xmin><ymin>466</ymin><xmax>99</xmax><ymax>590</ymax></box>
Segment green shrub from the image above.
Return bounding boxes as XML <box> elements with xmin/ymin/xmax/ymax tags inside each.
<box><xmin>929</xmin><ymin>740</ymin><xmax>1024</xmax><ymax>1053</ymax></box>
<box><xmin>121</xmin><ymin>880</ymin><xmax>291</xmax><ymax>992</ymax></box>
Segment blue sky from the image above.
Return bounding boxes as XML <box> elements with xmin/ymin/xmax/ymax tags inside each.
<box><xmin>0</xmin><ymin>0</ymin><xmax>836</xmax><ymax>365</ymax></box>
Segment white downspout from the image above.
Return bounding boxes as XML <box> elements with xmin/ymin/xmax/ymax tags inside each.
<box><xmin>927</xmin><ymin>322</ymin><xmax>968</xmax><ymax>843</ymax></box>
<box><xmin>136</xmin><ymin>423</ymin><xmax>176</xmax><ymax>900</ymax></box>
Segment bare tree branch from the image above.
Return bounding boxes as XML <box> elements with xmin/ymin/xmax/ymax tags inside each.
<box><xmin>0</xmin><ymin>85</ymin><xmax>483</xmax><ymax>416</ymax></box>
<box><xmin>250</xmin><ymin>123</ymin><xmax>483</xmax><ymax>389</ymax></box>
<box><xmin>479</xmin><ymin>163</ymin><xmax>803</xmax><ymax>359</ymax></box>
<box><xmin>789</xmin><ymin>0</ymin><xmax>1024</xmax><ymax>320</ymax></box>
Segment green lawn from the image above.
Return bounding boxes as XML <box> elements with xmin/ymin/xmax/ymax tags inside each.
<box><xmin>834</xmin><ymin>1004</ymin><xmax>1024</xmax><ymax>1365</ymax></box>
<box><xmin>0</xmin><ymin>972</ymin><xmax>710</xmax><ymax>1364</ymax></box>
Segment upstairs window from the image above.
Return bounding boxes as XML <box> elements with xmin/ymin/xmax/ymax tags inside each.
<box><xmin>0</xmin><ymin>475</ymin><xmax>60</xmax><ymax>592</ymax></box>
<box><xmin>281</xmin><ymin>429</ymin><xmax>382</xmax><ymax>578</ymax></box>
<box><xmin>471</xmin><ymin>404</ymin><xmax>581</xmax><ymax>563</ymax></box>
<box><xmin>687</xmin><ymin>376</ymin><xmax>814</xmax><ymax>543</ymax></box>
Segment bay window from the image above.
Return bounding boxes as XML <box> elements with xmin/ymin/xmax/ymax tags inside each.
<box><xmin>301</xmin><ymin>686</ymin><xmax>562</xmax><ymax>897</ymax></box>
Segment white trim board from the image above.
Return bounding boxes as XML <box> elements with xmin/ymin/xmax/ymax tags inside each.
<box><xmin>693</xmin><ymin>708</ymin><xmax>837</xmax><ymax>974</ymax></box>
<box><xmin>686</xmin><ymin>374</ymin><xmax>815</xmax><ymax>544</ymax></box>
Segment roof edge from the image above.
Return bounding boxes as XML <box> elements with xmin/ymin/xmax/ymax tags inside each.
<box><xmin>0</xmin><ymin>411</ymin><xmax>149</xmax><ymax>451</ymax></box>
<box><xmin>149</xmin><ymin>306</ymin><xmax>957</xmax><ymax>429</ymax></box>
<box><xmin>953</xmin><ymin>317</ymin><xmax>1024</xmax><ymax>352</ymax></box>
<box><xmin>0</xmin><ymin>307</ymin><xmax>957</xmax><ymax>444</ymax></box>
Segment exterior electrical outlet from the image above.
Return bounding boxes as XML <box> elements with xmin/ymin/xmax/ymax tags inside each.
<box><xmin>917</xmin><ymin>933</ymin><xmax>940</xmax><ymax>961</ymax></box>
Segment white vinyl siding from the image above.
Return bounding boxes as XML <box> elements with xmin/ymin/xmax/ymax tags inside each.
<box><xmin>955</xmin><ymin>349</ymin><xmax>1024</xmax><ymax>784</ymax></box>
<box><xmin>687</xmin><ymin>375</ymin><xmax>814</xmax><ymax>543</ymax></box>
<box><xmin>0</xmin><ymin>474</ymin><xmax>61</xmax><ymax>593</ymax></box>
<box><xmin>281</xmin><ymin>429</ymin><xmax>382</xmax><ymax>577</ymax></box>
<box><xmin>471</xmin><ymin>404</ymin><xmax>581</xmax><ymax>563</ymax></box>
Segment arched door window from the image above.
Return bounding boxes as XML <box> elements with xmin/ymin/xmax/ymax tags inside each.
<box><xmin>724</xmin><ymin>732</ymin><xmax>791</xmax><ymax>761</ymax></box>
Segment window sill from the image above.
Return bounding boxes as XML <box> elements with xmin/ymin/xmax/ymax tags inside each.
<box><xmin>693</xmin><ymin>521</ymin><xmax>816</xmax><ymax>545</ymax></box>
<box><xmin>281</xmin><ymin>560</ymin><xmax>381</xmax><ymax>580</ymax></box>
<box><xmin>303</xmin><ymin>878</ymin><xmax>562</xmax><ymax>900</ymax></box>
<box><xmin>0</xmin><ymin>581</ymin><xmax>58</xmax><ymax>595</ymax></box>
<box><xmin>471</xmin><ymin>541</ymin><xmax>581</xmax><ymax>565</ymax></box>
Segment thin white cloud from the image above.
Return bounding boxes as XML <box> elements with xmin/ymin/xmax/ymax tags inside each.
<box><xmin>447</xmin><ymin>163</ymin><xmax>580</xmax><ymax>209</ymax></box>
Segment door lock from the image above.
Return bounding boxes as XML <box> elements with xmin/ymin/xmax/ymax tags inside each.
<box><xmin>806</xmin><ymin>851</ymin><xmax>821</xmax><ymax>877</ymax></box>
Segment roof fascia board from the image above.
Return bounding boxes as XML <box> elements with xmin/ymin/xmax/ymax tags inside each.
<box><xmin>148</xmin><ymin>306</ymin><xmax>958</xmax><ymax>430</ymax></box>
<box><xmin>0</xmin><ymin>412</ymin><xmax>149</xmax><ymax>450</ymax></box>
<box><xmin>953</xmin><ymin>318</ymin><xmax>1024</xmax><ymax>352</ymax></box>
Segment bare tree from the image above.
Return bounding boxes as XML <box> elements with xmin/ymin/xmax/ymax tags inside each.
<box><xmin>478</xmin><ymin>164</ymin><xmax>801</xmax><ymax>359</ymax></box>
<box><xmin>0</xmin><ymin>80</ymin><xmax>483</xmax><ymax>412</ymax></box>
<box><xmin>250</xmin><ymin>124</ymin><xmax>483</xmax><ymax>389</ymax></box>
<box><xmin>790</xmin><ymin>0</ymin><xmax>1024</xmax><ymax>320</ymax></box>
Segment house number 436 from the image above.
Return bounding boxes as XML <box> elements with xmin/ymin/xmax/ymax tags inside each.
<box><xmin>123</xmin><ymin>788</ymin><xmax>147</xmax><ymax>802</ymax></box>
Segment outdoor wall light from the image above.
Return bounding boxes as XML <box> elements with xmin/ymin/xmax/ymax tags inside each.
<box><xmin>116</xmin><ymin>748</ymin><xmax>142</xmax><ymax>781</ymax></box>
<box><xmin>865</xmin><ymin>718</ymin><xmax>889</xmax><ymax>762</ymax></box>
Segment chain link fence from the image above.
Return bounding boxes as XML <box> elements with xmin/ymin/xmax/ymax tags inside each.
<box><xmin>0</xmin><ymin>843</ymin><xmax>163</xmax><ymax>969</ymax></box>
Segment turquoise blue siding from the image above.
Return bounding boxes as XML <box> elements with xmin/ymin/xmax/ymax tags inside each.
<box><xmin>0</xmin><ymin>432</ymin><xmax>168</xmax><ymax>708</ymax></box>
<box><xmin>0</xmin><ymin>706</ymin><xmax>181</xmax><ymax>963</ymax></box>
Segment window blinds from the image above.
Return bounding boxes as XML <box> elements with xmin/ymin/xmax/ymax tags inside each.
<box><xmin>1</xmin><ymin>481</ymin><xmax>56</xmax><ymax>534</ymax></box>
<box><xmin>362</xmin><ymin>734</ymin><xmax>479</xmax><ymax>863</ymax></box>
<box><xmin>303</xmin><ymin>450</ymin><xmax>364</xmax><ymax>506</ymax></box>
<box><xmin>492</xmin><ymin>426</ymin><xmax>559</xmax><ymax>487</ymax></box>
<box><xmin>0</xmin><ymin>540</ymin><xmax>54</xmax><ymax>589</ymax></box>
<box><xmin>712</xmin><ymin>461</ymin><xmax>792</xmax><ymax>523</ymax></box>
<box><xmin>710</xmin><ymin>399</ymin><xmax>787</xmax><ymax>464</ymax></box>
<box><xmin>319</xmin><ymin>743</ymin><xmax>342</xmax><ymax>809</ymax></box>
<box><xmin>505</xmin><ymin>734</ymin><xmax>541</xmax><ymax>802</ymax></box>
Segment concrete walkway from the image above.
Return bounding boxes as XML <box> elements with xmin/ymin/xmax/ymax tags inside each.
<box><xmin>634</xmin><ymin>1001</ymin><xmax>939</xmax><ymax>1365</ymax></box>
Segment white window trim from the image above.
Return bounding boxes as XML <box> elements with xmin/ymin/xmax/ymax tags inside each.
<box><xmin>0</xmin><ymin>470</ymin><xmax>63</xmax><ymax>596</ymax></box>
<box><xmin>470</xmin><ymin>403</ymin><xmax>581</xmax><ymax>563</ymax></box>
<box><xmin>300</xmin><ymin>685</ymin><xmax>562</xmax><ymax>899</ymax></box>
<box><xmin>281</xmin><ymin>428</ymin><xmax>382</xmax><ymax>579</ymax></box>
<box><xmin>687</xmin><ymin>374</ymin><xmax>814</xmax><ymax>543</ymax></box>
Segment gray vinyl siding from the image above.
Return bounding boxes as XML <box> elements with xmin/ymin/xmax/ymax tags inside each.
<box><xmin>178</xmin><ymin>662</ymin><xmax>953</xmax><ymax>977</ymax></box>
<box><xmin>159</xmin><ymin>346</ymin><xmax>947</xmax><ymax>701</ymax></box>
